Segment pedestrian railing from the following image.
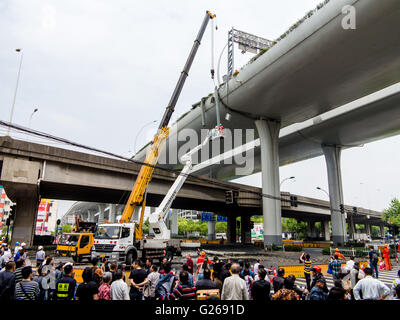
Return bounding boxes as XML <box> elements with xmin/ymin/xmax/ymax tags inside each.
<box><xmin>330</xmin><ymin>247</ymin><xmax>370</xmax><ymax>258</ymax></box>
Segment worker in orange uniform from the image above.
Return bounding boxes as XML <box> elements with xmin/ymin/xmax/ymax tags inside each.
<box><xmin>382</xmin><ymin>244</ymin><xmax>392</xmax><ymax>271</ymax></box>
<box><xmin>334</xmin><ymin>248</ymin><xmax>346</xmax><ymax>261</ymax></box>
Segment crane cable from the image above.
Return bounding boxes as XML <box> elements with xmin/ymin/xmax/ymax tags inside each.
<box><xmin>210</xmin><ymin>16</ymin><xmax>215</xmax><ymax>80</ymax></box>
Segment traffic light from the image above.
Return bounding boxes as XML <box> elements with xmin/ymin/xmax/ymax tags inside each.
<box><xmin>196</xmin><ymin>213</ymin><xmax>201</xmax><ymax>220</ymax></box>
<box><xmin>339</xmin><ymin>204</ymin><xmax>344</xmax><ymax>214</ymax></box>
<box><xmin>226</xmin><ymin>191</ymin><xmax>234</xmax><ymax>204</ymax></box>
<box><xmin>9</xmin><ymin>205</ymin><xmax>16</xmax><ymax>220</ymax></box>
<box><xmin>352</xmin><ymin>207</ymin><xmax>357</xmax><ymax>215</ymax></box>
<box><xmin>290</xmin><ymin>195</ymin><xmax>298</xmax><ymax>207</ymax></box>
<box><xmin>249</xmin><ymin>221</ymin><xmax>254</xmax><ymax>229</ymax></box>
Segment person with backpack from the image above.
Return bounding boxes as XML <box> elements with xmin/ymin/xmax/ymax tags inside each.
<box><xmin>368</xmin><ymin>247</ymin><xmax>379</xmax><ymax>278</ymax></box>
<box><xmin>155</xmin><ymin>263</ymin><xmax>176</xmax><ymax>299</ymax></box>
<box><xmin>0</xmin><ymin>261</ymin><xmax>16</xmax><ymax>300</ymax></box>
<box><xmin>142</xmin><ymin>265</ymin><xmax>161</xmax><ymax>300</ymax></box>
<box><xmin>15</xmin><ymin>266</ymin><xmax>40</xmax><ymax>301</ymax></box>
<box><xmin>329</xmin><ymin>255</ymin><xmax>342</xmax><ymax>280</ymax></box>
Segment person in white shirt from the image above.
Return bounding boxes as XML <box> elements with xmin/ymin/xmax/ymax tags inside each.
<box><xmin>221</xmin><ymin>263</ymin><xmax>249</xmax><ymax>300</ymax></box>
<box><xmin>36</xmin><ymin>246</ymin><xmax>45</xmax><ymax>267</ymax></box>
<box><xmin>0</xmin><ymin>245</ymin><xmax>12</xmax><ymax>268</ymax></box>
<box><xmin>345</xmin><ymin>256</ymin><xmax>355</xmax><ymax>271</ymax></box>
<box><xmin>142</xmin><ymin>265</ymin><xmax>161</xmax><ymax>300</ymax></box>
<box><xmin>254</xmin><ymin>259</ymin><xmax>261</xmax><ymax>276</ymax></box>
<box><xmin>110</xmin><ymin>270</ymin><xmax>130</xmax><ymax>300</ymax></box>
<box><xmin>353</xmin><ymin>267</ymin><xmax>390</xmax><ymax>300</ymax></box>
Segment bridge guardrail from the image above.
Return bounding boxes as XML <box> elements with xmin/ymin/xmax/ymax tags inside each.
<box><xmin>278</xmin><ymin>260</ymin><xmax>370</xmax><ymax>279</ymax></box>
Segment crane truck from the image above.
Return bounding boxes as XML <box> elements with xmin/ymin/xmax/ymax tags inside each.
<box><xmin>90</xmin><ymin>11</ymin><xmax>217</xmax><ymax>265</ymax></box>
<box><xmin>56</xmin><ymin>217</ymin><xmax>96</xmax><ymax>262</ymax></box>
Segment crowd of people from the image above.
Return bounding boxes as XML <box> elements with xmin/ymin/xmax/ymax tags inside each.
<box><xmin>0</xmin><ymin>242</ymin><xmax>399</xmax><ymax>301</ymax></box>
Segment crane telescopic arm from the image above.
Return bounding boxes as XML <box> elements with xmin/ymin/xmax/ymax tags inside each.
<box><xmin>119</xmin><ymin>11</ymin><xmax>216</xmax><ymax>236</ymax></box>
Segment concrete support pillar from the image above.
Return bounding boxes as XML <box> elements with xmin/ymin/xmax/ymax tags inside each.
<box><xmin>241</xmin><ymin>215</ymin><xmax>251</xmax><ymax>244</ymax></box>
<box><xmin>208</xmin><ymin>213</ymin><xmax>216</xmax><ymax>241</ymax></box>
<box><xmin>98</xmin><ymin>205</ymin><xmax>106</xmax><ymax>224</ymax></box>
<box><xmin>149</xmin><ymin>207</ymin><xmax>156</xmax><ymax>236</ymax></box>
<box><xmin>380</xmin><ymin>224</ymin><xmax>385</xmax><ymax>238</ymax></box>
<box><xmin>255</xmin><ymin>119</ymin><xmax>282</xmax><ymax>246</ymax></box>
<box><xmin>307</xmin><ymin>221</ymin><xmax>316</xmax><ymax>239</ymax></box>
<box><xmin>349</xmin><ymin>216</ymin><xmax>356</xmax><ymax>240</ymax></box>
<box><xmin>171</xmin><ymin>209</ymin><xmax>179</xmax><ymax>237</ymax></box>
<box><xmin>87</xmin><ymin>210</ymin><xmax>93</xmax><ymax>222</ymax></box>
<box><xmin>322</xmin><ymin>145</ymin><xmax>347</xmax><ymax>245</ymax></box>
<box><xmin>324</xmin><ymin>220</ymin><xmax>331</xmax><ymax>241</ymax></box>
<box><xmin>365</xmin><ymin>223</ymin><xmax>372</xmax><ymax>236</ymax></box>
<box><xmin>227</xmin><ymin>215</ymin><xmax>237</xmax><ymax>244</ymax></box>
<box><xmin>110</xmin><ymin>204</ymin><xmax>117</xmax><ymax>223</ymax></box>
<box><xmin>11</xmin><ymin>195</ymin><xmax>40</xmax><ymax>247</ymax></box>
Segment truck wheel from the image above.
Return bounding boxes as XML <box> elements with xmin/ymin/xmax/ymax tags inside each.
<box><xmin>166</xmin><ymin>250</ymin><xmax>174</xmax><ymax>263</ymax></box>
<box><xmin>126</xmin><ymin>250</ymin><xmax>137</xmax><ymax>265</ymax></box>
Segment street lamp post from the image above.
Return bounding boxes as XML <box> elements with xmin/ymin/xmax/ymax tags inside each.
<box><xmin>280</xmin><ymin>176</ymin><xmax>295</xmax><ymax>188</ymax></box>
<box><xmin>133</xmin><ymin>120</ymin><xmax>157</xmax><ymax>154</ymax></box>
<box><xmin>7</xmin><ymin>48</ymin><xmax>24</xmax><ymax>136</ymax></box>
<box><xmin>28</xmin><ymin>108</ymin><xmax>38</xmax><ymax>128</ymax></box>
<box><xmin>316</xmin><ymin>186</ymin><xmax>329</xmax><ymax>199</ymax></box>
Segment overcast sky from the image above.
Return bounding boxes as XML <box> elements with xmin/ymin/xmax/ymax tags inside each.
<box><xmin>1</xmin><ymin>0</ymin><xmax>399</xmax><ymax>218</ymax></box>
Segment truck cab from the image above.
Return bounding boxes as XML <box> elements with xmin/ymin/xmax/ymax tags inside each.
<box><xmin>91</xmin><ymin>222</ymin><xmax>183</xmax><ymax>265</ymax></box>
<box><xmin>56</xmin><ymin>232</ymin><xmax>94</xmax><ymax>263</ymax></box>
<box><xmin>91</xmin><ymin>223</ymin><xmax>136</xmax><ymax>264</ymax></box>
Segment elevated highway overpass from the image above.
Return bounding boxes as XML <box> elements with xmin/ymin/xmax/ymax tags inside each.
<box><xmin>0</xmin><ymin>137</ymin><xmax>386</xmax><ymax>246</ymax></box>
<box><xmin>135</xmin><ymin>0</ymin><xmax>400</xmax><ymax>245</ymax></box>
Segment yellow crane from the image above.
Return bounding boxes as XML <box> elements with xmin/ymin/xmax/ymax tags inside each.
<box><xmin>119</xmin><ymin>11</ymin><xmax>216</xmax><ymax>240</ymax></box>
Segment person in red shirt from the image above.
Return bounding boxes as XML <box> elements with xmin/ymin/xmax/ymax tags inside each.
<box><xmin>334</xmin><ymin>248</ymin><xmax>346</xmax><ymax>261</ymax></box>
<box><xmin>196</xmin><ymin>251</ymin><xmax>212</xmax><ymax>280</ymax></box>
<box><xmin>184</xmin><ymin>253</ymin><xmax>193</xmax><ymax>275</ymax></box>
<box><xmin>382</xmin><ymin>244</ymin><xmax>392</xmax><ymax>271</ymax></box>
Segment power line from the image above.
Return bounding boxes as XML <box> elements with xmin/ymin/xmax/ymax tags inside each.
<box><xmin>0</xmin><ymin>120</ymin><xmax>348</xmax><ymax>214</ymax></box>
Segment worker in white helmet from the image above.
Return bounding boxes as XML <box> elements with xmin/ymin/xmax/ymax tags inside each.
<box><xmin>36</xmin><ymin>245</ymin><xmax>45</xmax><ymax>267</ymax></box>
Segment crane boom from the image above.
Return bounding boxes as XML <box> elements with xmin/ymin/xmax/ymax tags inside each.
<box><xmin>149</xmin><ymin>126</ymin><xmax>224</xmax><ymax>239</ymax></box>
<box><xmin>119</xmin><ymin>11</ymin><xmax>216</xmax><ymax>237</ymax></box>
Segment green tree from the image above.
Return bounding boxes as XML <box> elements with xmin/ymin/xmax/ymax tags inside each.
<box><xmin>62</xmin><ymin>224</ymin><xmax>72</xmax><ymax>233</ymax></box>
<box><xmin>142</xmin><ymin>219</ymin><xmax>150</xmax><ymax>235</ymax></box>
<box><xmin>216</xmin><ymin>222</ymin><xmax>227</xmax><ymax>234</ymax></box>
<box><xmin>282</xmin><ymin>218</ymin><xmax>308</xmax><ymax>240</ymax></box>
<box><xmin>383</xmin><ymin>198</ymin><xmax>400</xmax><ymax>227</ymax></box>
